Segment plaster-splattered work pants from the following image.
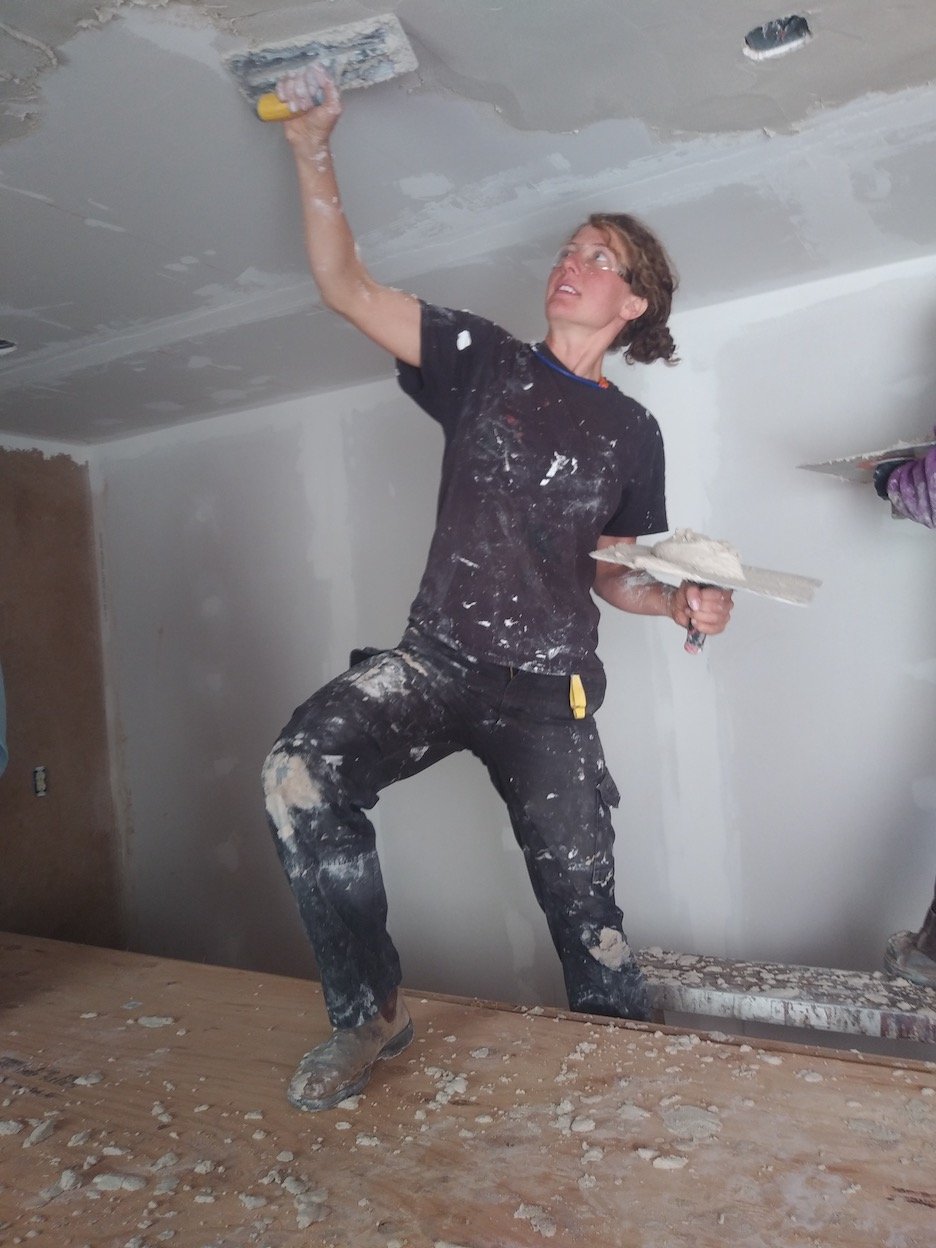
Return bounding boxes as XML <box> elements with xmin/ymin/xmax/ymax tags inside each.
<box><xmin>262</xmin><ymin>627</ymin><xmax>649</xmax><ymax>1029</ymax></box>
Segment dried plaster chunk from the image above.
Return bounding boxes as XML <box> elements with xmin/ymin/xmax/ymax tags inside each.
<box><xmin>514</xmin><ymin>1203</ymin><xmax>557</xmax><ymax>1238</ymax></box>
<box><xmin>653</xmin><ymin>1154</ymin><xmax>689</xmax><ymax>1170</ymax></box>
<box><xmin>92</xmin><ymin>1172</ymin><xmax>147</xmax><ymax>1192</ymax></box>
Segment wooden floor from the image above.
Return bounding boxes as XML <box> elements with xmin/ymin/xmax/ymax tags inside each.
<box><xmin>1</xmin><ymin>935</ymin><xmax>935</xmax><ymax>1248</ymax></box>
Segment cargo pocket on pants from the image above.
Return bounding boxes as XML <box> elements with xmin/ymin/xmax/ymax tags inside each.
<box><xmin>597</xmin><ymin>769</ymin><xmax>621</xmax><ymax>811</ymax></box>
<box><xmin>592</xmin><ymin>769</ymin><xmax>621</xmax><ymax>889</ymax></box>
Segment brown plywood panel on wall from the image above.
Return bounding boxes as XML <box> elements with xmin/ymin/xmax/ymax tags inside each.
<box><xmin>0</xmin><ymin>448</ymin><xmax>122</xmax><ymax>946</ymax></box>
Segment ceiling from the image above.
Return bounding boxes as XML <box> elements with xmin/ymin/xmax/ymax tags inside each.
<box><xmin>2</xmin><ymin>1</ymin><xmax>936</xmax><ymax>444</ymax></box>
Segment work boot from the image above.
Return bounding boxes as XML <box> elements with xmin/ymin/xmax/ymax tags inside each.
<box><xmin>287</xmin><ymin>993</ymin><xmax>413</xmax><ymax>1112</ymax></box>
<box><xmin>883</xmin><ymin>931</ymin><xmax>936</xmax><ymax>990</ymax></box>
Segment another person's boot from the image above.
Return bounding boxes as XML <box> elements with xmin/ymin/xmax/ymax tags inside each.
<box><xmin>287</xmin><ymin>990</ymin><xmax>413</xmax><ymax>1112</ymax></box>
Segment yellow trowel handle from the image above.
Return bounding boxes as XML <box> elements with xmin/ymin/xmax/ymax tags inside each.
<box><xmin>255</xmin><ymin>93</ymin><xmax>295</xmax><ymax>122</ymax></box>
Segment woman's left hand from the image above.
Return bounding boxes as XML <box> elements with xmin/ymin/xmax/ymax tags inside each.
<box><xmin>670</xmin><ymin>582</ymin><xmax>734</xmax><ymax>636</ymax></box>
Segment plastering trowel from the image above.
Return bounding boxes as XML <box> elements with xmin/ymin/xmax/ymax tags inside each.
<box><xmin>592</xmin><ymin>529</ymin><xmax>821</xmax><ymax>654</ymax></box>
<box><xmin>225</xmin><ymin>12</ymin><xmax>417</xmax><ymax>122</ymax></box>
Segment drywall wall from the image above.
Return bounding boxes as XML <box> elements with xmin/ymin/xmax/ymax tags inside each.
<box><xmin>91</xmin><ymin>254</ymin><xmax>936</xmax><ymax>1006</ymax></box>
<box><xmin>603</xmin><ymin>254</ymin><xmax>936</xmax><ymax>971</ymax></box>
<box><xmin>0</xmin><ymin>447</ymin><xmax>123</xmax><ymax>946</ymax></box>
<box><xmin>90</xmin><ymin>381</ymin><xmax>443</xmax><ymax>980</ymax></box>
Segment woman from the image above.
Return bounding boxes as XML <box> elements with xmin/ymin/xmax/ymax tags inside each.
<box><xmin>262</xmin><ymin>66</ymin><xmax>733</xmax><ymax>1111</ymax></box>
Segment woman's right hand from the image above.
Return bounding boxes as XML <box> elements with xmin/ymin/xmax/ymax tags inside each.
<box><xmin>277</xmin><ymin>64</ymin><xmax>342</xmax><ymax>149</ymax></box>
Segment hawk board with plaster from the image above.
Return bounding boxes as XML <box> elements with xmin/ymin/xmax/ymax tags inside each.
<box><xmin>591</xmin><ymin>529</ymin><xmax>821</xmax><ymax>605</ymax></box>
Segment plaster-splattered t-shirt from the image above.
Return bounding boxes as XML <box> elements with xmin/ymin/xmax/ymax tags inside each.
<box><xmin>396</xmin><ymin>303</ymin><xmax>667</xmax><ymax>676</ymax></box>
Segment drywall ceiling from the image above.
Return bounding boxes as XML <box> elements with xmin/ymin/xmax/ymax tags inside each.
<box><xmin>2</xmin><ymin>1</ymin><xmax>936</xmax><ymax>443</ymax></box>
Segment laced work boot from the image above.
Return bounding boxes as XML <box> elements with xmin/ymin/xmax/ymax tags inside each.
<box><xmin>287</xmin><ymin>993</ymin><xmax>413</xmax><ymax>1112</ymax></box>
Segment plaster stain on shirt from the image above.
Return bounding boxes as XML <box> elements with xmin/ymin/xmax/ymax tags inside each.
<box><xmin>456</xmin><ymin>330</ymin><xmax>472</xmax><ymax>351</ymax></box>
<box><xmin>540</xmin><ymin>453</ymin><xmax>577</xmax><ymax>485</ymax></box>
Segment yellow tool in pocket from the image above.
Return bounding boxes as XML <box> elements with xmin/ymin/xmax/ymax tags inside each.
<box><xmin>569</xmin><ymin>674</ymin><xmax>587</xmax><ymax>720</ymax></box>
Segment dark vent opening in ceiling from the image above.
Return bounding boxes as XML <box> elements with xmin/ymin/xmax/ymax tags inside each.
<box><xmin>744</xmin><ymin>15</ymin><xmax>812</xmax><ymax>61</ymax></box>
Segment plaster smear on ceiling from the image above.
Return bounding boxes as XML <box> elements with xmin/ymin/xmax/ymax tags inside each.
<box><xmin>1</xmin><ymin>2</ymin><xmax>935</xmax><ymax>442</ymax></box>
<box><xmin>5</xmin><ymin>0</ymin><xmax>936</xmax><ymax>145</ymax></box>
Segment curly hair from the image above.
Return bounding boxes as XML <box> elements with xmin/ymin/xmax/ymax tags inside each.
<box><xmin>585</xmin><ymin>213</ymin><xmax>679</xmax><ymax>365</ymax></box>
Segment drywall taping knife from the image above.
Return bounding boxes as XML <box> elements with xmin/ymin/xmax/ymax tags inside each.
<box><xmin>798</xmin><ymin>436</ymin><xmax>936</xmax><ymax>484</ymax></box>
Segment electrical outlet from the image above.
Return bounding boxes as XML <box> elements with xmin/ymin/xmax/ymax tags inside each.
<box><xmin>33</xmin><ymin>766</ymin><xmax>48</xmax><ymax>797</ymax></box>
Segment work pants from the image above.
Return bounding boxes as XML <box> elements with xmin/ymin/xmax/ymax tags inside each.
<box><xmin>262</xmin><ymin>627</ymin><xmax>648</xmax><ymax>1029</ymax></box>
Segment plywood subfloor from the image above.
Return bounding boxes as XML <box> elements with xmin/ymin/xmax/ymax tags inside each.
<box><xmin>1</xmin><ymin>934</ymin><xmax>935</xmax><ymax>1247</ymax></box>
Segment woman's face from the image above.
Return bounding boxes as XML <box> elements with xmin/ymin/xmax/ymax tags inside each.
<box><xmin>545</xmin><ymin>225</ymin><xmax>644</xmax><ymax>335</ymax></box>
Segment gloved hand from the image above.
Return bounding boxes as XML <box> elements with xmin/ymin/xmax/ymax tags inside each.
<box><xmin>881</xmin><ymin>440</ymin><xmax>936</xmax><ymax>528</ymax></box>
<box><xmin>873</xmin><ymin>458</ymin><xmax>909</xmax><ymax>499</ymax></box>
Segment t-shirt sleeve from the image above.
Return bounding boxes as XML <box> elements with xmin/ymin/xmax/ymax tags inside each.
<box><xmin>396</xmin><ymin>302</ymin><xmax>513</xmax><ymax>433</ymax></box>
<box><xmin>602</xmin><ymin>412</ymin><xmax>668</xmax><ymax>538</ymax></box>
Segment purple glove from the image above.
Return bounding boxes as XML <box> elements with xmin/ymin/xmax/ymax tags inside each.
<box><xmin>887</xmin><ymin>444</ymin><xmax>936</xmax><ymax>528</ymax></box>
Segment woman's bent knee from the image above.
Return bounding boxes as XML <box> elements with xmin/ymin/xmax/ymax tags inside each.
<box><xmin>262</xmin><ymin>745</ymin><xmax>331</xmax><ymax>849</ymax></box>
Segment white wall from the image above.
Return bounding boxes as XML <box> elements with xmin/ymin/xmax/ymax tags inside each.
<box><xmin>93</xmin><ymin>254</ymin><xmax>936</xmax><ymax>1007</ymax></box>
<box><xmin>606</xmin><ymin>255</ymin><xmax>936</xmax><ymax>971</ymax></box>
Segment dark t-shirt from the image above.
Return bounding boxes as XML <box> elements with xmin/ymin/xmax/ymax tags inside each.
<box><xmin>396</xmin><ymin>304</ymin><xmax>667</xmax><ymax>676</ymax></box>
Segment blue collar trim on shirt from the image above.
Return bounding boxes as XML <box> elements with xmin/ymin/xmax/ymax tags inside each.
<box><xmin>531</xmin><ymin>345</ymin><xmax>610</xmax><ymax>391</ymax></box>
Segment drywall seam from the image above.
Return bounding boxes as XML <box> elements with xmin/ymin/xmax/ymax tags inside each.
<box><xmin>3</xmin><ymin>249</ymin><xmax>935</xmax><ymax>457</ymax></box>
<box><xmin>5</xmin><ymin>246</ymin><xmax>936</xmax><ymax>432</ymax></box>
<box><xmin>0</xmin><ymin>276</ymin><xmax>320</xmax><ymax>393</ymax></box>
<box><xmin>357</xmin><ymin>84</ymin><xmax>936</xmax><ymax>276</ymax></box>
